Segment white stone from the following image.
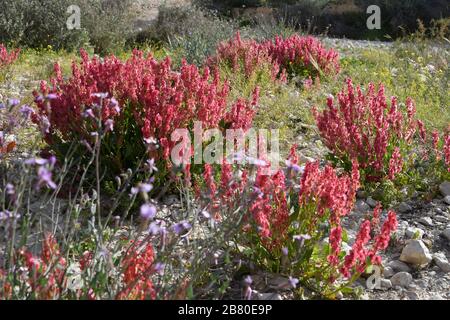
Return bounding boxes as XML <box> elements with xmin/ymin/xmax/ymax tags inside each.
<box><xmin>433</xmin><ymin>253</ymin><xmax>450</xmax><ymax>273</ymax></box>
<box><xmin>439</xmin><ymin>181</ymin><xmax>450</xmax><ymax>197</ymax></box>
<box><xmin>418</xmin><ymin>216</ymin><xmax>433</xmax><ymax>227</ymax></box>
<box><xmin>442</xmin><ymin>228</ymin><xmax>450</xmax><ymax>241</ymax></box>
<box><xmin>390</xmin><ymin>272</ymin><xmax>413</xmax><ymax>288</ymax></box>
<box><xmin>400</xmin><ymin>240</ymin><xmax>433</xmax><ymax>266</ymax></box>
<box><xmin>383</xmin><ymin>266</ymin><xmax>395</xmax><ymax>278</ymax></box>
<box><xmin>405</xmin><ymin>227</ymin><xmax>424</xmax><ymax>239</ymax></box>
<box><xmin>366</xmin><ymin>197</ymin><xmax>378</xmax><ymax>208</ymax></box>
<box><xmin>257</xmin><ymin>293</ymin><xmax>282</xmax><ymax>300</ymax></box>
<box><xmin>388</xmin><ymin>260</ymin><xmax>412</xmax><ymax>272</ymax></box>
<box><xmin>444</xmin><ymin>196</ymin><xmax>450</xmax><ymax>205</ymax></box>
<box><xmin>398</xmin><ymin>202</ymin><xmax>412</xmax><ymax>213</ymax></box>
<box><xmin>355</xmin><ymin>200</ymin><xmax>370</xmax><ymax>213</ymax></box>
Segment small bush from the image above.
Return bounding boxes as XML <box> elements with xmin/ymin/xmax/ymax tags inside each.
<box><xmin>31</xmin><ymin>49</ymin><xmax>258</xmax><ymax>185</ymax></box>
<box><xmin>209</xmin><ymin>33</ymin><xmax>340</xmax><ymax>83</ymax></box>
<box><xmin>0</xmin><ymin>45</ymin><xmax>20</xmax><ymax>69</ymax></box>
<box><xmin>196</xmin><ymin>153</ymin><xmax>398</xmax><ymax>298</ymax></box>
<box><xmin>0</xmin><ymin>0</ymin><xmax>135</xmax><ymax>54</ymax></box>
<box><xmin>146</xmin><ymin>5</ymin><xmax>236</xmax><ymax>66</ymax></box>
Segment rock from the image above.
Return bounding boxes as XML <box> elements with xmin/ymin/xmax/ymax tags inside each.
<box><xmin>356</xmin><ymin>190</ymin><xmax>367</xmax><ymax>199</ymax></box>
<box><xmin>435</xmin><ymin>215</ymin><xmax>448</xmax><ymax>223</ymax></box>
<box><xmin>418</xmin><ymin>216</ymin><xmax>433</xmax><ymax>227</ymax></box>
<box><xmin>379</xmin><ymin>279</ymin><xmax>392</xmax><ymax>290</ymax></box>
<box><xmin>433</xmin><ymin>253</ymin><xmax>450</xmax><ymax>273</ymax></box>
<box><xmin>398</xmin><ymin>202</ymin><xmax>412</xmax><ymax>213</ymax></box>
<box><xmin>355</xmin><ymin>200</ymin><xmax>370</xmax><ymax>213</ymax></box>
<box><xmin>341</xmin><ymin>242</ymin><xmax>352</xmax><ymax>255</ymax></box>
<box><xmin>390</xmin><ymin>272</ymin><xmax>413</xmax><ymax>288</ymax></box>
<box><xmin>444</xmin><ymin>196</ymin><xmax>450</xmax><ymax>205</ymax></box>
<box><xmin>383</xmin><ymin>266</ymin><xmax>395</xmax><ymax>278</ymax></box>
<box><xmin>400</xmin><ymin>240</ymin><xmax>433</xmax><ymax>266</ymax></box>
<box><xmin>405</xmin><ymin>227</ymin><xmax>424</xmax><ymax>239</ymax></box>
<box><xmin>414</xmin><ymin>279</ymin><xmax>428</xmax><ymax>289</ymax></box>
<box><xmin>366</xmin><ymin>197</ymin><xmax>378</xmax><ymax>208</ymax></box>
<box><xmin>429</xmin><ymin>294</ymin><xmax>445</xmax><ymax>300</ymax></box>
<box><xmin>441</xmin><ymin>228</ymin><xmax>450</xmax><ymax>241</ymax></box>
<box><xmin>257</xmin><ymin>293</ymin><xmax>283</xmax><ymax>300</ymax></box>
<box><xmin>405</xmin><ymin>290</ymin><xmax>419</xmax><ymax>300</ymax></box>
<box><xmin>439</xmin><ymin>181</ymin><xmax>450</xmax><ymax>197</ymax></box>
<box><xmin>388</xmin><ymin>260</ymin><xmax>412</xmax><ymax>272</ymax></box>
<box><xmin>268</xmin><ymin>276</ymin><xmax>290</xmax><ymax>289</ymax></box>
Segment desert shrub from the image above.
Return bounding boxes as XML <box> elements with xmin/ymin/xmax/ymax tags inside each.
<box><xmin>0</xmin><ymin>101</ymin><xmax>249</xmax><ymax>299</ymax></box>
<box><xmin>0</xmin><ymin>0</ymin><xmax>89</xmax><ymax>51</ymax></box>
<box><xmin>314</xmin><ymin>79</ymin><xmax>420</xmax><ymax>183</ymax></box>
<box><xmin>31</xmin><ymin>49</ymin><xmax>259</xmax><ymax>186</ymax></box>
<box><xmin>313</xmin><ymin>79</ymin><xmax>450</xmax><ymax>204</ymax></box>
<box><xmin>196</xmin><ymin>153</ymin><xmax>398</xmax><ymax>298</ymax></box>
<box><xmin>0</xmin><ymin>45</ymin><xmax>20</xmax><ymax>69</ymax></box>
<box><xmin>263</xmin><ymin>34</ymin><xmax>340</xmax><ymax>79</ymax></box>
<box><xmin>145</xmin><ymin>5</ymin><xmax>236</xmax><ymax>66</ymax></box>
<box><xmin>209</xmin><ymin>33</ymin><xmax>340</xmax><ymax>83</ymax></box>
<box><xmin>0</xmin><ymin>0</ymin><xmax>135</xmax><ymax>54</ymax></box>
<box><xmin>208</xmin><ymin>32</ymin><xmax>283</xmax><ymax>83</ymax></box>
<box><xmin>77</xmin><ymin>0</ymin><xmax>136</xmax><ymax>54</ymax></box>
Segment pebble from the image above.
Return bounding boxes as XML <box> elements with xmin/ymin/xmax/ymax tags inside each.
<box><xmin>383</xmin><ymin>266</ymin><xmax>395</xmax><ymax>278</ymax></box>
<box><xmin>439</xmin><ymin>181</ymin><xmax>450</xmax><ymax>197</ymax></box>
<box><xmin>391</xmin><ymin>272</ymin><xmax>413</xmax><ymax>288</ymax></box>
<box><xmin>256</xmin><ymin>293</ymin><xmax>283</xmax><ymax>300</ymax></box>
<box><xmin>400</xmin><ymin>240</ymin><xmax>432</xmax><ymax>266</ymax></box>
<box><xmin>418</xmin><ymin>216</ymin><xmax>433</xmax><ymax>227</ymax></box>
<box><xmin>366</xmin><ymin>197</ymin><xmax>378</xmax><ymax>208</ymax></box>
<box><xmin>442</xmin><ymin>228</ymin><xmax>450</xmax><ymax>241</ymax></box>
<box><xmin>355</xmin><ymin>200</ymin><xmax>371</xmax><ymax>213</ymax></box>
<box><xmin>405</xmin><ymin>290</ymin><xmax>419</xmax><ymax>300</ymax></box>
<box><xmin>405</xmin><ymin>227</ymin><xmax>424</xmax><ymax>239</ymax></box>
<box><xmin>388</xmin><ymin>260</ymin><xmax>412</xmax><ymax>273</ymax></box>
<box><xmin>433</xmin><ymin>253</ymin><xmax>450</xmax><ymax>273</ymax></box>
<box><xmin>444</xmin><ymin>196</ymin><xmax>450</xmax><ymax>205</ymax></box>
<box><xmin>379</xmin><ymin>279</ymin><xmax>392</xmax><ymax>290</ymax></box>
<box><xmin>398</xmin><ymin>202</ymin><xmax>413</xmax><ymax>213</ymax></box>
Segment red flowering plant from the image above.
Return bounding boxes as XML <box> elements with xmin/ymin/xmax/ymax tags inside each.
<box><xmin>314</xmin><ymin>79</ymin><xmax>432</xmax><ymax>203</ymax></box>
<box><xmin>208</xmin><ymin>33</ymin><xmax>339</xmax><ymax>87</ymax></box>
<box><xmin>263</xmin><ymin>34</ymin><xmax>340</xmax><ymax>80</ymax></box>
<box><xmin>0</xmin><ymin>234</ymin><xmax>67</xmax><ymax>300</ymax></box>
<box><xmin>0</xmin><ymin>44</ymin><xmax>19</xmax><ymax>69</ymax></box>
<box><xmin>31</xmin><ymin>49</ymin><xmax>258</xmax><ymax>188</ymax></box>
<box><xmin>207</xmin><ymin>32</ymin><xmax>284</xmax><ymax>84</ymax></box>
<box><xmin>195</xmin><ymin>149</ymin><xmax>398</xmax><ymax>298</ymax></box>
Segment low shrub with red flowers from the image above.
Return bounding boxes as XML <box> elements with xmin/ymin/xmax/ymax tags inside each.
<box><xmin>209</xmin><ymin>33</ymin><xmax>340</xmax><ymax>84</ymax></box>
<box><xmin>31</xmin><ymin>49</ymin><xmax>259</xmax><ymax>184</ymax></box>
<box><xmin>0</xmin><ymin>44</ymin><xmax>20</xmax><ymax>69</ymax></box>
<box><xmin>314</xmin><ymin>79</ymin><xmax>450</xmax><ymax>204</ymax></box>
<box><xmin>195</xmin><ymin>150</ymin><xmax>398</xmax><ymax>298</ymax></box>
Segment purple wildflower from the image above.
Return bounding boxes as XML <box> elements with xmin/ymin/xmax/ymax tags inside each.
<box><xmin>289</xmin><ymin>276</ymin><xmax>299</xmax><ymax>289</ymax></box>
<box><xmin>140</xmin><ymin>204</ymin><xmax>157</xmax><ymax>220</ymax></box>
<box><xmin>153</xmin><ymin>262</ymin><xmax>165</xmax><ymax>275</ymax></box>
<box><xmin>172</xmin><ymin>221</ymin><xmax>191</xmax><ymax>235</ymax></box>
<box><xmin>7</xmin><ymin>98</ymin><xmax>20</xmax><ymax>106</ymax></box>
<box><xmin>20</xmin><ymin>105</ymin><xmax>33</xmax><ymax>119</ymax></box>
<box><xmin>37</xmin><ymin>166</ymin><xmax>57</xmax><ymax>189</ymax></box>
<box><xmin>82</xmin><ymin>109</ymin><xmax>95</xmax><ymax>118</ymax></box>
<box><xmin>45</xmin><ymin>94</ymin><xmax>58</xmax><ymax>100</ymax></box>
<box><xmin>104</xmin><ymin>119</ymin><xmax>114</xmax><ymax>132</ymax></box>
